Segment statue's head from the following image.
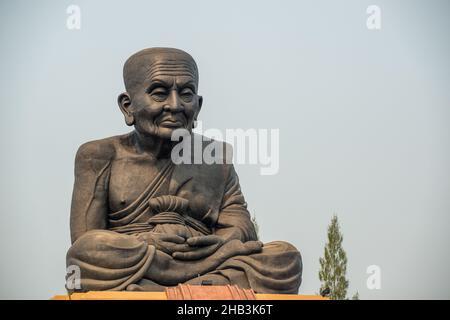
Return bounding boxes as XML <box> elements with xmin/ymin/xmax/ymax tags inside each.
<box><xmin>118</xmin><ymin>47</ymin><xmax>202</xmax><ymax>139</ymax></box>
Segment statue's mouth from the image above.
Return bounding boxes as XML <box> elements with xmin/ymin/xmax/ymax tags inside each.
<box><xmin>159</xmin><ymin>117</ymin><xmax>186</xmax><ymax>128</ymax></box>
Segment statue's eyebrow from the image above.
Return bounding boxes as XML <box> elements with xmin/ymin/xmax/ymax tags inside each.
<box><xmin>146</xmin><ymin>79</ymin><xmax>171</xmax><ymax>92</ymax></box>
<box><xmin>178</xmin><ymin>80</ymin><xmax>197</xmax><ymax>92</ymax></box>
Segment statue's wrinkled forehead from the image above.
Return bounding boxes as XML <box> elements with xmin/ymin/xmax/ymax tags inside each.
<box><xmin>123</xmin><ymin>48</ymin><xmax>198</xmax><ymax>93</ymax></box>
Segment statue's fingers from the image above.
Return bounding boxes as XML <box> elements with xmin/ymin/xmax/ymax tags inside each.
<box><xmin>168</xmin><ymin>243</ymin><xmax>191</xmax><ymax>253</ymax></box>
<box><xmin>159</xmin><ymin>234</ymin><xmax>186</xmax><ymax>244</ymax></box>
<box><xmin>154</xmin><ymin>245</ymin><xmax>172</xmax><ymax>256</ymax></box>
<box><xmin>172</xmin><ymin>244</ymin><xmax>218</xmax><ymax>260</ymax></box>
<box><xmin>186</xmin><ymin>236</ymin><xmax>211</xmax><ymax>246</ymax></box>
<box><xmin>187</xmin><ymin>235</ymin><xmax>221</xmax><ymax>247</ymax></box>
<box><xmin>173</xmin><ymin>248</ymin><xmax>211</xmax><ymax>260</ymax></box>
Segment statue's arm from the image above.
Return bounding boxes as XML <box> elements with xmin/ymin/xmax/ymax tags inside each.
<box><xmin>70</xmin><ymin>142</ymin><xmax>111</xmax><ymax>244</ymax></box>
<box><xmin>214</xmin><ymin>165</ymin><xmax>258</xmax><ymax>243</ymax></box>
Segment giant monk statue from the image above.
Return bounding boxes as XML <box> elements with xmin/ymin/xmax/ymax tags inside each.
<box><xmin>66</xmin><ymin>47</ymin><xmax>302</xmax><ymax>294</ymax></box>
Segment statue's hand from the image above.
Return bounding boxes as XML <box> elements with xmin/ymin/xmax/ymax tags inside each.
<box><xmin>140</xmin><ymin>233</ymin><xmax>191</xmax><ymax>256</ymax></box>
<box><xmin>146</xmin><ymin>239</ymin><xmax>264</xmax><ymax>284</ymax></box>
<box><xmin>172</xmin><ymin>235</ymin><xmax>224</xmax><ymax>261</ymax></box>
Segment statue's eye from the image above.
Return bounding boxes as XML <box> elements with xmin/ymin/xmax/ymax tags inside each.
<box><xmin>180</xmin><ymin>89</ymin><xmax>194</xmax><ymax>102</ymax></box>
<box><xmin>150</xmin><ymin>89</ymin><xmax>168</xmax><ymax>102</ymax></box>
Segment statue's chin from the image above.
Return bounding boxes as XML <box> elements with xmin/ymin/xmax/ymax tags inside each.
<box><xmin>136</xmin><ymin>126</ymin><xmax>189</xmax><ymax>141</ymax></box>
<box><xmin>157</xmin><ymin>126</ymin><xmax>188</xmax><ymax>140</ymax></box>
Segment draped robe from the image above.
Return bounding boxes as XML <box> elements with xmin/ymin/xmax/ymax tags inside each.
<box><xmin>66</xmin><ymin>134</ymin><xmax>302</xmax><ymax>294</ymax></box>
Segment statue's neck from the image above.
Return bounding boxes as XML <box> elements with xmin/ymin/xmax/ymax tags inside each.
<box><xmin>132</xmin><ymin>130</ymin><xmax>173</xmax><ymax>159</ymax></box>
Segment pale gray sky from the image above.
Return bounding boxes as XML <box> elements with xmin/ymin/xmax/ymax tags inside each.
<box><xmin>1</xmin><ymin>0</ymin><xmax>449</xmax><ymax>299</ymax></box>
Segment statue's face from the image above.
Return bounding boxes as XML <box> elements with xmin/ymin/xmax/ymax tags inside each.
<box><xmin>120</xmin><ymin>53</ymin><xmax>202</xmax><ymax>140</ymax></box>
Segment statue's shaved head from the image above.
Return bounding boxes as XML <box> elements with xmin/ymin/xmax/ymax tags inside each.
<box><xmin>123</xmin><ymin>47</ymin><xmax>199</xmax><ymax>95</ymax></box>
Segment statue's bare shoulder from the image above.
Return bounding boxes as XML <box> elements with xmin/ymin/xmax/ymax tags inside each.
<box><xmin>74</xmin><ymin>134</ymin><xmax>132</xmax><ymax>166</ymax></box>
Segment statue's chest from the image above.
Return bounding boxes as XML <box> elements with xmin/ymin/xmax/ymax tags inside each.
<box><xmin>108</xmin><ymin>159</ymin><xmax>165</xmax><ymax>212</ymax></box>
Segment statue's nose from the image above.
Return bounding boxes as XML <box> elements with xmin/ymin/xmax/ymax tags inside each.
<box><xmin>163</xmin><ymin>90</ymin><xmax>183</xmax><ymax>112</ymax></box>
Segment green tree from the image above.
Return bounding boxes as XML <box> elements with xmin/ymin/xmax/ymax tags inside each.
<box><xmin>319</xmin><ymin>215</ymin><xmax>349</xmax><ymax>300</ymax></box>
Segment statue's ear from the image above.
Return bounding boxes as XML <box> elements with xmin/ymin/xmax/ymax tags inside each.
<box><xmin>195</xmin><ymin>95</ymin><xmax>203</xmax><ymax>119</ymax></box>
<box><xmin>118</xmin><ymin>92</ymin><xmax>135</xmax><ymax>126</ymax></box>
